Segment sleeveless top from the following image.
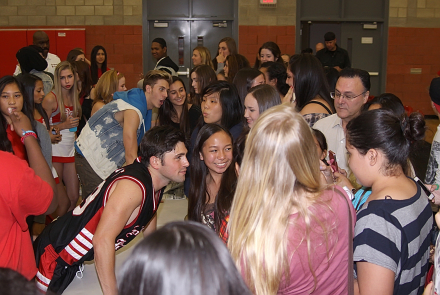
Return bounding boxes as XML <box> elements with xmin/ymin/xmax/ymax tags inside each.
<box><xmin>36</xmin><ymin>158</ymin><xmax>162</xmax><ymax>266</ymax></box>
<box><xmin>302</xmin><ymin>100</ymin><xmax>333</xmax><ymax>127</ymax></box>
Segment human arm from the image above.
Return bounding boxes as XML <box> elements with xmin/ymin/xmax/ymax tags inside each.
<box><xmin>354</xmin><ymin>262</ymin><xmax>395</xmax><ymax>295</ymax></box>
<box><xmin>57</xmin><ymin>116</ymin><xmax>79</xmax><ymax>130</ymax></box>
<box><xmin>10</xmin><ymin>110</ymin><xmax>58</xmax><ymax>214</ymax></box>
<box><xmin>93</xmin><ymin>179</ymin><xmax>144</xmax><ymax>295</ymax></box>
<box><xmin>122</xmin><ymin>109</ymin><xmax>141</xmax><ymax>166</ymax></box>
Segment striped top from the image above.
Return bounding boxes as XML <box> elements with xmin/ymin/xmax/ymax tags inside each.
<box><xmin>353</xmin><ymin>181</ymin><xmax>433</xmax><ymax>295</ymax></box>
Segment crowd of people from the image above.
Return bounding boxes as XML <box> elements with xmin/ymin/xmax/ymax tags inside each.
<box><xmin>1</xmin><ymin>29</ymin><xmax>440</xmax><ymax>295</ymax></box>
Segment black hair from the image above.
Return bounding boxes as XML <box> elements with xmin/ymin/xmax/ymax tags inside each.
<box><xmin>260</xmin><ymin>61</ymin><xmax>289</xmax><ymax>96</ymax></box>
<box><xmin>225</xmin><ymin>54</ymin><xmax>250</xmax><ymax>83</ymax></box>
<box><xmin>289</xmin><ymin>54</ymin><xmax>335</xmax><ymax>113</ymax></box>
<box><xmin>152</xmin><ymin>37</ymin><xmax>167</xmax><ymax>48</ymax></box>
<box><xmin>312</xmin><ymin>128</ymin><xmax>328</xmax><ymax>153</ymax></box>
<box><xmin>139</xmin><ymin>125</ymin><xmax>186</xmax><ymax>167</ymax></box>
<box><xmin>0</xmin><ymin>75</ymin><xmax>37</xmax><ymax>153</ymax></box>
<box><xmin>16</xmin><ymin>74</ymin><xmax>50</xmax><ymax>130</ymax></box>
<box><xmin>362</xmin><ymin>93</ymin><xmax>405</xmax><ymax>116</ymax></box>
<box><xmin>301</xmin><ymin>48</ymin><xmax>313</xmax><ymax>54</ymax></box>
<box><xmin>232</xmin><ymin>68</ymin><xmax>264</xmax><ymax>104</ymax></box>
<box><xmin>324</xmin><ymin>31</ymin><xmax>336</xmax><ymax>41</ymax></box>
<box><xmin>117</xmin><ymin>221</ymin><xmax>252</xmax><ymax>295</ymax></box>
<box><xmin>339</xmin><ymin>68</ymin><xmax>371</xmax><ymax>92</ymax></box>
<box><xmin>67</xmin><ymin>49</ymin><xmax>84</xmax><ymax>63</ymax></box>
<box><xmin>254</xmin><ymin>41</ymin><xmax>284</xmax><ymax>68</ymax></box>
<box><xmin>201</xmin><ymin>81</ymin><xmax>243</xmax><ymax>130</ymax></box>
<box><xmin>90</xmin><ymin>45</ymin><xmax>108</xmax><ymax>84</ymax></box>
<box><xmin>233</xmin><ymin>130</ymin><xmax>248</xmax><ymax>167</ymax></box>
<box><xmin>190</xmin><ymin>65</ymin><xmax>217</xmax><ymax>105</ymax></box>
<box><xmin>346</xmin><ymin>109</ymin><xmax>425</xmax><ymax>176</ymax></box>
<box><xmin>158</xmin><ymin>76</ymin><xmax>191</xmax><ymax>138</ymax></box>
<box><xmin>73</xmin><ymin>60</ymin><xmax>93</xmax><ymax>100</ymax></box>
<box><xmin>0</xmin><ymin>268</ymin><xmax>38</xmax><ymax>295</ymax></box>
<box><xmin>323</xmin><ymin>66</ymin><xmax>339</xmax><ymax>93</ymax></box>
<box><xmin>188</xmin><ymin>124</ymin><xmax>237</xmax><ymax>234</ymax></box>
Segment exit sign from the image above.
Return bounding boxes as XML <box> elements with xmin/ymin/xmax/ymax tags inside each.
<box><xmin>260</xmin><ymin>0</ymin><xmax>277</xmax><ymax>7</ymax></box>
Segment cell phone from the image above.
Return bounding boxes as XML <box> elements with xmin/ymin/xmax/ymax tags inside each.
<box><xmin>51</xmin><ymin>129</ymin><xmax>57</xmax><ymax>135</ymax></box>
<box><xmin>328</xmin><ymin>150</ymin><xmax>338</xmax><ymax>172</ymax></box>
<box><xmin>414</xmin><ymin>177</ymin><xmax>435</xmax><ymax>201</ymax></box>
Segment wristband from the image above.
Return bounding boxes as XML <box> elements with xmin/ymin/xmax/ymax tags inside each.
<box><xmin>21</xmin><ymin>131</ymin><xmax>37</xmax><ymax>143</ymax></box>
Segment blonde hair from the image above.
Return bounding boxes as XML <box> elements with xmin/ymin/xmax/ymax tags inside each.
<box><xmin>193</xmin><ymin>46</ymin><xmax>214</xmax><ymax>69</ymax></box>
<box><xmin>228</xmin><ymin>104</ymin><xmax>334</xmax><ymax>295</ymax></box>
<box><xmin>93</xmin><ymin>70</ymin><xmax>119</xmax><ymax>106</ymax></box>
<box><xmin>53</xmin><ymin>61</ymin><xmax>81</xmax><ymax>122</ymax></box>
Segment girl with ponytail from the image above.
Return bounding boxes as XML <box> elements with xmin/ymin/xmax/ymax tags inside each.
<box><xmin>346</xmin><ymin>109</ymin><xmax>433</xmax><ymax>295</ymax></box>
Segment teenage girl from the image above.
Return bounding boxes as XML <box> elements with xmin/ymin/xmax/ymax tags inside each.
<box><xmin>212</xmin><ymin>37</ymin><xmax>237</xmax><ymax>72</ymax></box>
<box><xmin>259</xmin><ymin>61</ymin><xmax>289</xmax><ymax>102</ymax></box>
<box><xmin>346</xmin><ymin>109</ymin><xmax>432</xmax><ymax>295</ymax></box>
<box><xmin>224</xmin><ymin>54</ymin><xmax>250</xmax><ymax>83</ymax></box>
<box><xmin>17</xmin><ymin>73</ymin><xmax>70</xmax><ymax>217</ymax></box>
<box><xmin>232</xmin><ymin>68</ymin><xmax>265</xmax><ymax>104</ymax></box>
<box><xmin>254</xmin><ymin>41</ymin><xmax>284</xmax><ymax>69</ymax></box>
<box><xmin>192</xmin><ymin>46</ymin><xmax>214</xmax><ymax>69</ymax></box>
<box><xmin>43</xmin><ymin>61</ymin><xmax>82</xmax><ymax>211</ymax></box>
<box><xmin>90</xmin><ymin>70</ymin><xmax>127</xmax><ymax>116</ymax></box>
<box><xmin>188</xmin><ymin>124</ymin><xmax>237</xmax><ymax>243</ymax></box>
<box><xmin>156</xmin><ymin>76</ymin><xmax>201</xmax><ymax>138</ymax></box>
<box><xmin>243</xmin><ymin>84</ymin><xmax>281</xmax><ymax>129</ymax></box>
<box><xmin>90</xmin><ymin>45</ymin><xmax>109</xmax><ymax>84</ymax></box>
<box><xmin>189</xmin><ymin>65</ymin><xmax>217</xmax><ymax>105</ymax></box>
<box><xmin>73</xmin><ymin>60</ymin><xmax>93</xmax><ymax>135</ymax></box>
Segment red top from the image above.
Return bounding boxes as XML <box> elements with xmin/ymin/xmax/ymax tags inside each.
<box><xmin>50</xmin><ymin>92</ymin><xmax>74</xmax><ymax>125</ymax></box>
<box><xmin>0</xmin><ymin>151</ymin><xmax>53</xmax><ymax>280</ymax></box>
<box><xmin>6</xmin><ymin>125</ymin><xmax>26</xmax><ymax>161</ymax></box>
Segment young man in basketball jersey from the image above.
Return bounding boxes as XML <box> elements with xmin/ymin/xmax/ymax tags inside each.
<box><xmin>34</xmin><ymin>126</ymin><xmax>189</xmax><ymax>295</ymax></box>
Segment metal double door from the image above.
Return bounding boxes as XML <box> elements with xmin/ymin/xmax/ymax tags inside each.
<box><xmin>146</xmin><ymin>20</ymin><xmax>233</xmax><ymax>87</ymax></box>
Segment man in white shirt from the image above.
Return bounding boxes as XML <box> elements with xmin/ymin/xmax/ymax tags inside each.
<box><xmin>313</xmin><ymin>68</ymin><xmax>370</xmax><ymax>173</ymax></box>
<box><xmin>14</xmin><ymin>31</ymin><xmax>61</xmax><ymax>76</ymax></box>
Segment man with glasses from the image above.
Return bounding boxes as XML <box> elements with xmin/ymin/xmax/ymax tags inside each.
<box><xmin>313</xmin><ymin>68</ymin><xmax>370</xmax><ymax>173</ymax></box>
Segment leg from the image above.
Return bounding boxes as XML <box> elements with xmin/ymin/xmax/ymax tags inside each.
<box><xmin>54</xmin><ymin>182</ymin><xmax>70</xmax><ymax>217</ymax></box>
<box><xmin>62</xmin><ymin>162</ymin><xmax>79</xmax><ymax>211</ymax></box>
<box><xmin>75</xmin><ymin>153</ymin><xmax>103</xmax><ymax>199</ymax></box>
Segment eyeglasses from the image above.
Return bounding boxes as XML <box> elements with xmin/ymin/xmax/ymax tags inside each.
<box><xmin>330</xmin><ymin>90</ymin><xmax>367</xmax><ymax>101</ymax></box>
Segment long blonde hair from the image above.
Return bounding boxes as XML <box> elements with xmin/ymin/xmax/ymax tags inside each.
<box><xmin>53</xmin><ymin>61</ymin><xmax>81</xmax><ymax>121</ymax></box>
<box><xmin>93</xmin><ymin>70</ymin><xmax>119</xmax><ymax>106</ymax></box>
<box><xmin>228</xmin><ymin>104</ymin><xmax>333</xmax><ymax>295</ymax></box>
<box><xmin>193</xmin><ymin>46</ymin><xmax>214</xmax><ymax>69</ymax></box>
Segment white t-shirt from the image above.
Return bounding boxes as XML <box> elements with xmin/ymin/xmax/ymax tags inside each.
<box><xmin>14</xmin><ymin>52</ymin><xmax>61</xmax><ymax>76</ymax></box>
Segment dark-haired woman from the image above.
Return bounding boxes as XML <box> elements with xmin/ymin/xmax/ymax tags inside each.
<box><xmin>118</xmin><ymin>221</ymin><xmax>252</xmax><ymax>295</ymax></box>
<box><xmin>287</xmin><ymin>54</ymin><xmax>335</xmax><ymax>126</ymax></box>
<box><xmin>213</xmin><ymin>37</ymin><xmax>237</xmax><ymax>72</ymax></box>
<box><xmin>157</xmin><ymin>76</ymin><xmax>201</xmax><ymax>138</ymax></box>
<box><xmin>254</xmin><ymin>41</ymin><xmax>284</xmax><ymax>69</ymax></box>
<box><xmin>260</xmin><ymin>61</ymin><xmax>289</xmax><ymax>102</ymax></box>
<box><xmin>225</xmin><ymin>54</ymin><xmax>250</xmax><ymax>84</ymax></box>
<box><xmin>185</xmin><ymin>81</ymin><xmax>243</xmax><ymax>196</ymax></box>
<box><xmin>232</xmin><ymin>68</ymin><xmax>265</xmax><ymax>105</ymax></box>
<box><xmin>90</xmin><ymin>45</ymin><xmax>110</xmax><ymax>84</ymax></box>
<box><xmin>17</xmin><ymin>73</ymin><xmax>70</xmax><ymax>217</ymax></box>
<box><xmin>73</xmin><ymin>60</ymin><xmax>94</xmax><ymax>135</ymax></box>
<box><xmin>346</xmin><ymin>109</ymin><xmax>432</xmax><ymax>295</ymax></box>
<box><xmin>188</xmin><ymin>124</ymin><xmax>236</xmax><ymax>243</ymax></box>
<box><xmin>189</xmin><ymin>65</ymin><xmax>217</xmax><ymax>105</ymax></box>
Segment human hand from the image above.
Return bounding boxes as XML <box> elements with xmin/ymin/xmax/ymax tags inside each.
<box><xmin>216</xmin><ymin>54</ymin><xmax>226</xmax><ymax>64</ymax></box>
<box><xmin>9</xmin><ymin>109</ymin><xmax>32</xmax><ymax>136</ymax></box>
<box><xmin>319</xmin><ymin>160</ymin><xmax>334</xmax><ymax>185</ymax></box>
<box><xmin>422</xmin><ymin>281</ymin><xmax>432</xmax><ymax>295</ymax></box>
<box><xmin>65</xmin><ymin>116</ymin><xmax>79</xmax><ymax>129</ymax></box>
<box><xmin>49</xmin><ymin>126</ymin><xmax>62</xmax><ymax>143</ymax></box>
<box><xmin>283</xmin><ymin>86</ymin><xmax>296</xmax><ymax>105</ymax></box>
<box><xmin>333</xmin><ymin>171</ymin><xmax>353</xmax><ymax>189</ymax></box>
<box><xmin>334</xmin><ymin>66</ymin><xmax>342</xmax><ymax>72</ymax></box>
<box><xmin>427</xmin><ymin>184</ymin><xmax>440</xmax><ymax>206</ymax></box>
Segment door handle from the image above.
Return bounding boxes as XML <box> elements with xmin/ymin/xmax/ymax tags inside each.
<box><xmin>177</xmin><ymin>68</ymin><xmax>189</xmax><ymax>78</ymax></box>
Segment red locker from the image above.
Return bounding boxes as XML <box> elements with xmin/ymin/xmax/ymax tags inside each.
<box><xmin>0</xmin><ymin>28</ymin><xmax>86</xmax><ymax>77</ymax></box>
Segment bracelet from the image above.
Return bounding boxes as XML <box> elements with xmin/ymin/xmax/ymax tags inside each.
<box><xmin>21</xmin><ymin>131</ymin><xmax>37</xmax><ymax>143</ymax></box>
<box><xmin>21</xmin><ymin>129</ymin><xmax>35</xmax><ymax>136</ymax></box>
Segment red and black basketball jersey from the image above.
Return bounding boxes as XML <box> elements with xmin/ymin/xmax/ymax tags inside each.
<box><xmin>35</xmin><ymin>158</ymin><xmax>162</xmax><ymax>266</ymax></box>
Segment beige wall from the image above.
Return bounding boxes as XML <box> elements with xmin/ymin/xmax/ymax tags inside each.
<box><xmin>0</xmin><ymin>0</ymin><xmax>439</xmax><ymax>27</ymax></box>
<box><xmin>390</xmin><ymin>0</ymin><xmax>440</xmax><ymax>27</ymax></box>
<box><xmin>0</xmin><ymin>0</ymin><xmax>141</xmax><ymax>26</ymax></box>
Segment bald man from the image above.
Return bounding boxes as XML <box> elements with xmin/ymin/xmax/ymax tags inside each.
<box><xmin>14</xmin><ymin>31</ymin><xmax>61</xmax><ymax>76</ymax></box>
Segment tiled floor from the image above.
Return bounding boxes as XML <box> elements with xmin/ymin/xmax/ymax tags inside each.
<box><xmin>64</xmin><ymin>199</ymin><xmax>188</xmax><ymax>295</ymax></box>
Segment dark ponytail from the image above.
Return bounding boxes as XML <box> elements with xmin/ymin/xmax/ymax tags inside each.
<box><xmin>346</xmin><ymin>109</ymin><xmax>425</xmax><ymax>175</ymax></box>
